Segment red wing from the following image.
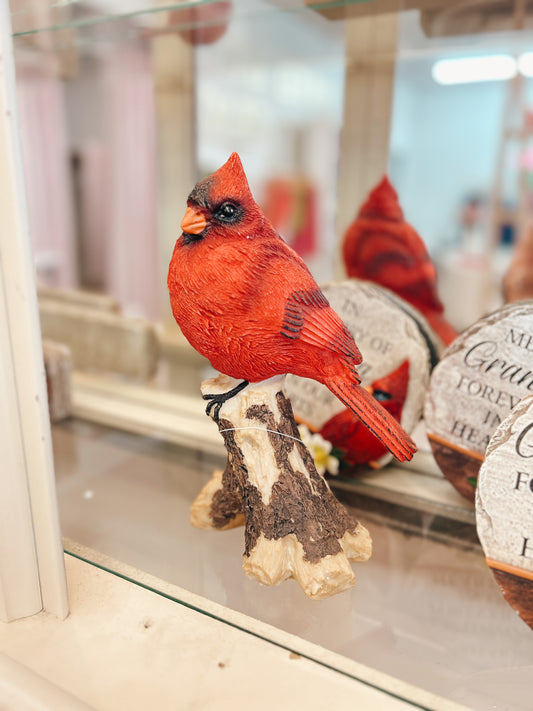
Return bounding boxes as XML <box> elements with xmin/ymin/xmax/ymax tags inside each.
<box><xmin>281</xmin><ymin>289</ymin><xmax>362</xmax><ymax>366</ymax></box>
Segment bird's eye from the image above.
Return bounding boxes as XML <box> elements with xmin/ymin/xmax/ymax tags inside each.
<box><xmin>215</xmin><ymin>201</ymin><xmax>239</xmax><ymax>222</ymax></box>
<box><xmin>373</xmin><ymin>389</ymin><xmax>392</xmax><ymax>402</ymax></box>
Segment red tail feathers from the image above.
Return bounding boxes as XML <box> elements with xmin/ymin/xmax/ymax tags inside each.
<box><xmin>326</xmin><ymin>378</ymin><xmax>417</xmax><ymax>462</ymax></box>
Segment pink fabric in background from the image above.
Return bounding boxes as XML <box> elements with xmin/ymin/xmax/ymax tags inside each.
<box><xmin>104</xmin><ymin>45</ymin><xmax>159</xmax><ymax>321</ymax></box>
<box><xmin>16</xmin><ymin>57</ymin><xmax>77</xmax><ymax>288</ymax></box>
<box><xmin>16</xmin><ymin>44</ymin><xmax>160</xmax><ymax>321</ymax></box>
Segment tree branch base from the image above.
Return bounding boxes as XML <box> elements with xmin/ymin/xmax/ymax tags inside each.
<box><xmin>190</xmin><ymin>374</ymin><xmax>372</xmax><ymax>600</ymax></box>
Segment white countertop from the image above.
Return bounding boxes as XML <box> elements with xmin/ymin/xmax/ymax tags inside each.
<box><xmin>0</xmin><ymin>552</ymin><xmax>466</xmax><ymax>711</ymax></box>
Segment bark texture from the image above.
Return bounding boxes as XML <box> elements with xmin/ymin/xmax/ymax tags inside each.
<box><xmin>190</xmin><ymin>374</ymin><xmax>372</xmax><ymax>600</ymax></box>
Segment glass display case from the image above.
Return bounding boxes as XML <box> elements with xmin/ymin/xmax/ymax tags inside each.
<box><xmin>5</xmin><ymin>1</ymin><xmax>533</xmax><ymax>709</ymax></box>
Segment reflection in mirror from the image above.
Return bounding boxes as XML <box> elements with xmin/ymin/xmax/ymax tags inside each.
<box><xmin>12</xmin><ymin>2</ymin><xmax>533</xmax><ymax>349</ymax></box>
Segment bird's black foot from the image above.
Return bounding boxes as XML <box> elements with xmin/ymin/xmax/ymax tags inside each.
<box><xmin>202</xmin><ymin>380</ymin><xmax>250</xmax><ymax>422</ymax></box>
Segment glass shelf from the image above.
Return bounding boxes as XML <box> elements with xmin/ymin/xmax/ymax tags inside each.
<box><xmin>52</xmin><ymin>417</ymin><xmax>533</xmax><ymax>711</ymax></box>
<box><xmin>9</xmin><ymin>0</ymin><xmax>354</xmax><ymax>43</ymax></box>
<box><xmin>11</xmin><ymin>0</ymin><xmax>533</xmax><ymax>54</ymax></box>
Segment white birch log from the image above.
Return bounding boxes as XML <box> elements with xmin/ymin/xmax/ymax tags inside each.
<box><xmin>190</xmin><ymin>374</ymin><xmax>372</xmax><ymax>600</ymax></box>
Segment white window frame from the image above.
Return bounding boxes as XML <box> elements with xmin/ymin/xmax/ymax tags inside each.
<box><xmin>0</xmin><ymin>0</ymin><xmax>68</xmax><ymax>622</ymax></box>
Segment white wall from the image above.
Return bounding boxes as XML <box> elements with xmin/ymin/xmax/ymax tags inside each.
<box><xmin>390</xmin><ymin>61</ymin><xmax>507</xmax><ymax>254</ymax></box>
<box><xmin>390</xmin><ymin>57</ymin><xmax>533</xmax><ymax>258</ymax></box>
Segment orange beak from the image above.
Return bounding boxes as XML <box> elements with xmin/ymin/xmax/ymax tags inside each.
<box><xmin>181</xmin><ymin>206</ymin><xmax>207</xmax><ymax>235</ymax></box>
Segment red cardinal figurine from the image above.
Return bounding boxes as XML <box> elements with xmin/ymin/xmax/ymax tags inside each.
<box><xmin>168</xmin><ymin>154</ymin><xmax>417</xmax><ymax>462</ymax></box>
<box><xmin>342</xmin><ymin>177</ymin><xmax>457</xmax><ymax>346</ymax></box>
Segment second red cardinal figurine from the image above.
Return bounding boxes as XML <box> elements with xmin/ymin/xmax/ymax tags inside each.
<box><xmin>168</xmin><ymin>153</ymin><xmax>417</xmax><ymax>462</ymax></box>
<box><xmin>342</xmin><ymin>177</ymin><xmax>457</xmax><ymax>346</ymax></box>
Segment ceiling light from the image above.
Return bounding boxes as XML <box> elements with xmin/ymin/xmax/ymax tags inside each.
<box><xmin>432</xmin><ymin>55</ymin><xmax>517</xmax><ymax>85</ymax></box>
<box><xmin>518</xmin><ymin>52</ymin><xmax>533</xmax><ymax>78</ymax></box>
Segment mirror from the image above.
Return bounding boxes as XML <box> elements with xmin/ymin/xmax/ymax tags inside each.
<box><xmin>12</xmin><ymin>1</ymin><xmax>533</xmax><ymax>360</ymax></box>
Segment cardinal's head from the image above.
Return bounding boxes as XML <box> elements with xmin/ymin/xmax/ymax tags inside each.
<box><xmin>343</xmin><ymin>175</ymin><xmax>444</xmax><ymax>315</ymax></box>
<box><xmin>180</xmin><ymin>153</ymin><xmax>263</xmax><ymax>243</ymax></box>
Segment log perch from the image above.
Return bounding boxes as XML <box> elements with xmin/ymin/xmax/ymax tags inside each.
<box><xmin>190</xmin><ymin>374</ymin><xmax>372</xmax><ymax>600</ymax></box>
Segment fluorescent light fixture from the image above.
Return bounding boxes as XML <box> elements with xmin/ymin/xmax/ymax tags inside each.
<box><xmin>432</xmin><ymin>55</ymin><xmax>517</xmax><ymax>85</ymax></box>
<box><xmin>518</xmin><ymin>52</ymin><xmax>533</xmax><ymax>77</ymax></box>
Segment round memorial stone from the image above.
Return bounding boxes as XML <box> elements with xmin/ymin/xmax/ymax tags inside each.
<box><xmin>285</xmin><ymin>279</ymin><xmax>440</xmax><ymax>469</ymax></box>
<box><xmin>424</xmin><ymin>301</ymin><xmax>533</xmax><ymax>501</ymax></box>
<box><xmin>476</xmin><ymin>394</ymin><xmax>533</xmax><ymax>629</ymax></box>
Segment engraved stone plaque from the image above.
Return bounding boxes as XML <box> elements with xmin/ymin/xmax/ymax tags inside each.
<box><xmin>424</xmin><ymin>301</ymin><xmax>533</xmax><ymax>501</ymax></box>
<box><xmin>476</xmin><ymin>394</ymin><xmax>533</xmax><ymax>629</ymax></box>
<box><xmin>285</xmin><ymin>279</ymin><xmax>440</xmax><ymax>468</ymax></box>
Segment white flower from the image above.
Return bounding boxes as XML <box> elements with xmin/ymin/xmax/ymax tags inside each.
<box><xmin>297</xmin><ymin>424</ymin><xmax>340</xmax><ymax>476</ymax></box>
